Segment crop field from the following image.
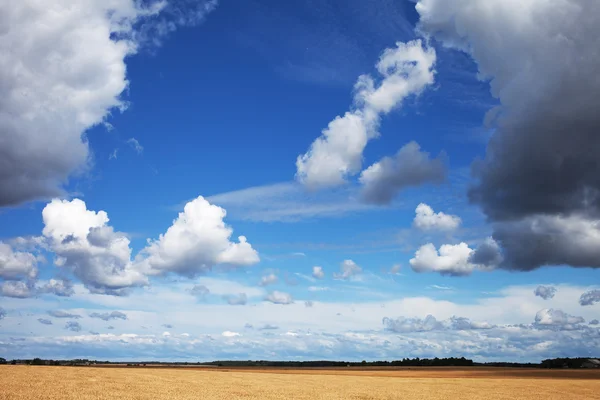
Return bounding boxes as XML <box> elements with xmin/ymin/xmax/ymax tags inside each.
<box><xmin>1</xmin><ymin>366</ymin><xmax>599</xmax><ymax>399</ymax></box>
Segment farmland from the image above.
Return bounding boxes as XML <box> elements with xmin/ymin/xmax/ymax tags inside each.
<box><xmin>1</xmin><ymin>366</ymin><xmax>599</xmax><ymax>399</ymax></box>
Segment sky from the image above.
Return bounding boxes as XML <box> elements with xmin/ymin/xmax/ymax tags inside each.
<box><xmin>0</xmin><ymin>0</ymin><xmax>599</xmax><ymax>363</ymax></box>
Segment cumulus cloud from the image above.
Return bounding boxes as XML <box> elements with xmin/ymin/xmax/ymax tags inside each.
<box><xmin>0</xmin><ymin>281</ymin><xmax>35</xmax><ymax>298</ymax></box>
<box><xmin>416</xmin><ymin>0</ymin><xmax>600</xmax><ymax>270</ymax></box>
<box><xmin>42</xmin><ymin>199</ymin><xmax>147</xmax><ymax>295</ymax></box>
<box><xmin>48</xmin><ymin>310</ymin><xmax>81</xmax><ymax>319</ymax></box>
<box><xmin>65</xmin><ymin>321</ymin><xmax>82</xmax><ymax>332</ymax></box>
<box><xmin>534</xmin><ymin>286</ymin><xmax>557</xmax><ymax>300</ymax></box>
<box><xmin>0</xmin><ymin>0</ymin><xmax>217</xmax><ymax>207</ymax></box>
<box><xmin>296</xmin><ymin>40</ymin><xmax>436</xmax><ymax>189</ymax></box>
<box><xmin>259</xmin><ymin>274</ymin><xmax>278</xmax><ymax>287</ymax></box>
<box><xmin>334</xmin><ymin>260</ymin><xmax>362</xmax><ymax>280</ymax></box>
<box><xmin>360</xmin><ymin>143</ymin><xmax>446</xmax><ymax>204</ymax></box>
<box><xmin>590</xmin><ymin>319</ymin><xmax>599</xmax><ymax>325</ymax></box>
<box><xmin>89</xmin><ymin>311</ymin><xmax>127</xmax><ymax>321</ymax></box>
<box><xmin>38</xmin><ymin>318</ymin><xmax>53</xmax><ymax>325</ymax></box>
<box><xmin>222</xmin><ymin>331</ymin><xmax>240</xmax><ymax>338</ymax></box>
<box><xmin>383</xmin><ymin>315</ymin><xmax>493</xmax><ymax>333</ymax></box>
<box><xmin>39</xmin><ymin>279</ymin><xmax>75</xmax><ymax>297</ymax></box>
<box><xmin>190</xmin><ymin>285</ymin><xmax>210</xmax><ymax>298</ymax></box>
<box><xmin>579</xmin><ymin>290</ymin><xmax>600</xmax><ymax>306</ymax></box>
<box><xmin>410</xmin><ymin>240</ymin><xmax>500</xmax><ymax>276</ymax></box>
<box><xmin>265</xmin><ymin>291</ymin><xmax>293</xmax><ymax>305</ymax></box>
<box><xmin>412</xmin><ymin>203</ymin><xmax>461</xmax><ymax>231</ymax></box>
<box><xmin>312</xmin><ymin>266</ymin><xmax>325</xmax><ymax>279</ymax></box>
<box><xmin>138</xmin><ymin>196</ymin><xmax>259</xmax><ymax>277</ymax></box>
<box><xmin>0</xmin><ymin>242</ymin><xmax>38</xmax><ymax>280</ymax></box>
<box><xmin>224</xmin><ymin>293</ymin><xmax>247</xmax><ymax>306</ymax></box>
<box><xmin>534</xmin><ymin>309</ymin><xmax>585</xmax><ymax>330</ymax></box>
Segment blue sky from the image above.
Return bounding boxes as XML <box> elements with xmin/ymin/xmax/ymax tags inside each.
<box><xmin>1</xmin><ymin>0</ymin><xmax>599</xmax><ymax>362</ymax></box>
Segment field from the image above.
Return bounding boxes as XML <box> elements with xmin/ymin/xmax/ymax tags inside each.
<box><xmin>1</xmin><ymin>366</ymin><xmax>599</xmax><ymax>399</ymax></box>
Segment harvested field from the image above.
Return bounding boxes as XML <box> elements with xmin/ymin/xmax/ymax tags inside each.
<box><xmin>1</xmin><ymin>365</ymin><xmax>599</xmax><ymax>399</ymax></box>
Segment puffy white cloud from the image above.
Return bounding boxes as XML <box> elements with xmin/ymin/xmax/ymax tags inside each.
<box><xmin>413</xmin><ymin>203</ymin><xmax>461</xmax><ymax>231</ymax></box>
<box><xmin>0</xmin><ymin>0</ymin><xmax>216</xmax><ymax>207</ymax></box>
<box><xmin>360</xmin><ymin>143</ymin><xmax>446</xmax><ymax>204</ymax></box>
<box><xmin>296</xmin><ymin>40</ymin><xmax>436</xmax><ymax>189</ymax></box>
<box><xmin>224</xmin><ymin>293</ymin><xmax>247</xmax><ymax>306</ymax></box>
<box><xmin>265</xmin><ymin>291</ymin><xmax>293</xmax><ymax>305</ymax></box>
<box><xmin>42</xmin><ymin>199</ymin><xmax>147</xmax><ymax>295</ymax></box>
<box><xmin>89</xmin><ymin>311</ymin><xmax>127</xmax><ymax>321</ymax></box>
<box><xmin>259</xmin><ymin>274</ymin><xmax>278</xmax><ymax>287</ymax></box>
<box><xmin>383</xmin><ymin>315</ymin><xmax>494</xmax><ymax>333</ymax></box>
<box><xmin>0</xmin><ymin>242</ymin><xmax>38</xmax><ymax>280</ymax></box>
<box><xmin>579</xmin><ymin>290</ymin><xmax>600</xmax><ymax>306</ymax></box>
<box><xmin>410</xmin><ymin>239</ymin><xmax>501</xmax><ymax>276</ymax></box>
<box><xmin>0</xmin><ymin>281</ymin><xmax>35</xmax><ymax>298</ymax></box>
<box><xmin>534</xmin><ymin>309</ymin><xmax>585</xmax><ymax>330</ymax></box>
<box><xmin>138</xmin><ymin>196</ymin><xmax>259</xmax><ymax>277</ymax></box>
<box><xmin>534</xmin><ymin>286</ymin><xmax>557</xmax><ymax>300</ymax></box>
<box><xmin>222</xmin><ymin>331</ymin><xmax>240</xmax><ymax>338</ymax></box>
<box><xmin>334</xmin><ymin>260</ymin><xmax>362</xmax><ymax>280</ymax></box>
<box><xmin>389</xmin><ymin>264</ymin><xmax>402</xmax><ymax>275</ymax></box>
<box><xmin>312</xmin><ymin>266</ymin><xmax>325</xmax><ymax>279</ymax></box>
<box><xmin>48</xmin><ymin>310</ymin><xmax>81</xmax><ymax>319</ymax></box>
<box><xmin>39</xmin><ymin>279</ymin><xmax>75</xmax><ymax>297</ymax></box>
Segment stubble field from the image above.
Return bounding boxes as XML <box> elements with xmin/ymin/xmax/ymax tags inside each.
<box><xmin>1</xmin><ymin>365</ymin><xmax>599</xmax><ymax>399</ymax></box>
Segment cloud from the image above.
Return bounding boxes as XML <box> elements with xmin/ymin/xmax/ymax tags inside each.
<box><xmin>89</xmin><ymin>311</ymin><xmax>128</xmax><ymax>321</ymax></box>
<box><xmin>312</xmin><ymin>266</ymin><xmax>325</xmax><ymax>279</ymax></box>
<box><xmin>38</xmin><ymin>318</ymin><xmax>53</xmax><ymax>325</ymax></box>
<box><xmin>48</xmin><ymin>310</ymin><xmax>81</xmax><ymax>319</ymax></box>
<box><xmin>42</xmin><ymin>199</ymin><xmax>147</xmax><ymax>295</ymax></box>
<box><xmin>467</xmin><ymin>237</ymin><xmax>503</xmax><ymax>268</ymax></box>
<box><xmin>0</xmin><ymin>242</ymin><xmax>38</xmax><ymax>280</ymax></box>
<box><xmin>39</xmin><ymin>279</ymin><xmax>75</xmax><ymax>297</ymax></box>
<box><xmin>534</xmin><ymin>286</ymin><xmax>557</xmax><ymax>300</ymax></box>
<box><xmin>389</xmin><ymin>264</ymin><xmax>402</xmax><ymax>275</ymax></box>
<box><xmin>224</xmin><ymin>293</ymin><xmax>247</xmax><ymax>306</ymax></box>
<box><xmin>308</xmin><ymin>286</ymin><xmax>330</xmax><ymax>292</ymax></box>
<box><xmin>304</xmin><ymin>301</ymin><xmax>314</xmax><ymax>308</ymax></box>
<box><xmin>334</xmin><ymin>260</ymin><xmax>362</xmax><ymax>280</ymax></box>
<box><xmin>162</xmin><ymin>324</ymin><xmax>173</xmax><ymax>329</ymax></box>
<box><xmin>413</xmin><ymin>203</ymin><xmax>461</xmax><ymax>231</ymax></box>
<box><xmin>590</xmin><ymin>319</ymin><xmax>599</xmax><ymax>325</ymax></box>
<box><xmin>107</xmin><ymin>326</ymin><xmax>115</xmax><ymax>330</ymax></box>
<box><xmin>0</xmin><ymin>307</ymin><xmax>5</xmax><ymax>320</ymax></box>
<box><xmin>258</xmin><ymin>324</ymin><xmax>279</xmax><ymax>331</ymax></box>
<box><xmin>360</xmin><ymin>143</ymin><xmax>446</xmax><ymax>204</ymax></box>
<box><xmin>265</xmin><ymin>291</ymin><xmax>293</xmax><ymax>305</ymax></box>
<box><xmin>410</xmin><ymin>243</ymin><xmax>477</xmax><ymax>276</ymax></box>
<box><xmin>190</xmin><ymin>285</ymin><xmax>210</xmax><ymax>298</ymax></box>
<box><xmin>0</xmin><ymin>281</ymin><xmax>35</xmax><ymax>298</ymax></box>
<box><xmin>296</xmin><ymin>40</ymin><xmax>436</xmax><ymax>189</ymax></box>
<box><xmin>222</xmin><ymin>331</ymin><xmax>240</xmax><ymax>338</ymax></box>
<box><xmin>109</xmin><ymin>149</ymin><xmax>118</xmax><ymax>161</ymax></box>
<box><xmin>534</xmin><ymin>309</ymin><xmax>585</xmax><ymax>330</ymax></box>
<box><xmin>579</xmin><ymin>290</ymin><xmax>600</xmax><ymax>306</ymax></box>
<box><xmin>383</xmin><ymin>315</ymin><xmax>493</xmax><ymax>333</ymax></box>
<box><xmin>259</xmin><ymin>274</ymin><xmax>278</xmax><ymax>287</ymax></box>
<box><xmin>65</xmin><ymin>321</ymin><xmax>82</xmax><ymax>332</ymax></box>
<box><xmin>127</xmin><ymin>138</ymin><xmax>144</xmax><ymax>154</ymax></box>
<box><xmin>0</xmin><ymin>0</ymin><xmax>217</xmax><ymax>207</ymax></box>
<box><xmin>416</xmin><ymin>0</ymin><xmax>600</xmax><ymax>270</ymax></box>
<box><xmin>138</xmin><ymin>196</ymin><xmax>259</xmax><ymax>277</ymax></box>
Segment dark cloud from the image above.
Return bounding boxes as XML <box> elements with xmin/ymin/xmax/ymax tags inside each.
<box><xmin>48</xmin><ymin>310</ymin><xmax>82</xmax><ymax>319</ymax></box>
<box><xmin>534</xmin><ymin>286</ymin><xmax>557</xmax><ymax>300</ymax></box>
<box><xmin>359</xmin><ymin>142</ymin><xmax>446</xmax><ymax>204</ymax></box>
<box><xmin>468</xmin><ymin>237</ymin><xmax>503</xmax><ymax>267</ymax></box>
<box><xmin>416</xmin><ymin>0</ymin><xmax>600</xmax><ymax>270</ymax></box>
<box><xmin>37</xmin><ymin>318</ymin><xmax>52</xmax><ymax>325</ymax></box>
<box><xmin>162</xmin><ymin>324</ymin><xmax>173</xmax><ymax>329</ymax></box>
<box><xmin>579</xmin><ymin>290</ymin><xmax>600</xmax><ymax>306</ymax></box>
<box><xmin>590</xmin><ymin>319</ymin><xmax>599</xmax><ymax>325</ymax></box>
<box><xmin>89</xmin><ymin>311</ymin><xmax>127</xmax><ymax>321</ymax></box>
<box><xmin>65</xmin><ymin>321</ymin><xmax>82</xmax><ymax>332</ymax></box>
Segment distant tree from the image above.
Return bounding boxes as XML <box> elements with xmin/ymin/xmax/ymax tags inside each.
<box><xmin>0</xmin><ymin>357</ymin><xmax>6</xmax><ymax>364</ymax></box>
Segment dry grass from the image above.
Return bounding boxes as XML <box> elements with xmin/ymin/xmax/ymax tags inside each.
<box><xmin>1</xmin><ymin>365</ymin><xmax>600</xmax><ymax>399</ymax></box>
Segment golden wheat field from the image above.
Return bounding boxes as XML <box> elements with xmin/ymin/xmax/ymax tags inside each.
<box><xmin>1</xmin><ymin>366</ymin><xmax>600</xmax><ymax>400</ymax></box>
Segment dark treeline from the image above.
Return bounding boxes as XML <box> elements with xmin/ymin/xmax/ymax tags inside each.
<box><xmin>540</xmin><ymin>358</ymin><xmax>600</xmax><ymax>369</ymax></box>
<box><xmin>203</xmin><ymin>357</ymin><xmax>474</xmax><ymax>367</ymax></box>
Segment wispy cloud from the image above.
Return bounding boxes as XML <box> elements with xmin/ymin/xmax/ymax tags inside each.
<box><xmin>127</xmin><ymin>138</ymin><xmax>144</xmax><ymax>155</ymax></box>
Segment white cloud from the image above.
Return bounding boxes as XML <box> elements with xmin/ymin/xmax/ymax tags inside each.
<box><xmin>224</xmin><ymin>293</ymin><xmax>247</xmax><ymax>306</ymax></box>
<box><xmin>308</xmin><ymin>286</ymin><xmax>330</xmax><ymax>292</ymax></box>
<box><xmin>193</xmin><ymin>277</ymin><xmax>264</xmax><ymax>298</ymax></box>
<box><xmin>127</xmin><ymin>138</ymin><xmax>144</xmax><ymax>154</ymax></box>
<box><xmin>265</xmin><ymin>291</ymin><xmax>293</xmax><ymax>305</ymax></box>
<box><xmin>42</xmin><ymin>199</ymin><xmax>147</xmax><ymax>295</ymax></box>
<box><xmin>312</xmin><ymin>266</ymin><xmax>325</xmax><ymax>279</ymax></box>
<box><xmin>0</xmin><ymin>242</ymin><xmax>38</xmax><ymax>280</ymax></box>
<box><xmin>534</xmin><ymin>309</ymin><xmax>585</xmax><ymax>329</ymax></box>
<box><xmin>389</xmin><ymin>264</ymin><xmax>402</xmax><ymax>275</ymax></box>
<box><xmin>0</xmin><ymin>281</ymin><xmax>34</xmax><ymax>298</ymax></box>
<box><xmin>334</xmin><ymin>260</ymin><xmax>362</xmax><ymax>280</ymax></box>
<box><xmin>296</xmin><ymin>40</ymin><xmax>436</xmax><ymax>189</ymax></box>
<box><xmin>39</xmin><ymin>279</ymin><xmax>75</xmax><ymax>297</ymax></box>
<box><xmin>222</xmin><ymin>331</ymin><xmax>241</xmax><ymax>338</ymax></box>
<box><xmin>138</xmin><ymin>196</ymin><xmax>259</xmax><ymax>277</ymax></box>
<box><xmin>413</xmin><ymin>203</ymin><xmax>461</xmax><ymax>231</ymax></box>
<box><xmin>0</xmin><ymin>0</ymin><xmax>216</xmax><ymax>207</ymax></box>
<box><xmin>259</xmin><ymin>274</ymin><xmax>278</xmax><ymax>287</ymax></box>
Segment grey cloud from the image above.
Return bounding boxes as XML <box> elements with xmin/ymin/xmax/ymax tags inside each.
<box><xmin>0</xmin><ymin>307</ymin><xmax>5</xmax><ymax>319</ymax></box>
<box><xmin>65</xmin><ymin>321</ymin><xmax>82</xmax><ymax>332</ymax></box>
<box><xmin>383</xmin><ymin>315</ymin><xmax>494</xmax><ymax>333</ymax></box>
<box><xmin>39</xmin><ymin>279</ymin><xmax>74</xmax><ymax>297</ymax></box>
<box><xmin>468</xmin><ymin>238</ymin><xmax>503</xmax><ymax>268</ymax></box>
<box><xmin>579</xmin><ymin>290</ymin><xmax>600</xmax><ymax>306</ymax></box>
<box><xmin>534</xmin><ymin>286</ymin><xmax>557</xmax><ymax>300</ymax></box>
<box><xmin>48</xmin><ymin>310</ymin><xmax>81</xmax><ymax>319</ymax></box>
<box><xmin>258</xmin><ymin>324</ymin><xmax>279</xmax><ymax>331</ymax></box>
<box><xmin>37</xmin><ymin>318</ymin><xmax>52</xmax><ymax>325</ymax></box>
<box><xmin>107</xmin><ymin>326</ymin><xmax>115</xmax><ymax>330</ymax></box>
<box><xmin>590</xmin><ymin>319</ymin><xmax>599</xmax><ymax>325</ymax></box>
<box><xmin>162</xmin><ymin>324</ymin><xmax>173</xmax><ymax>329</ymax></box>
<box><xmin>359</xmin><ymin>142</ymin><xmax>446</xmax><ymax>204</ymax></box>
<box><xmin>534</xmin><ymin>309</ymin><xmax>585</xmax><ymax>331</ymax></box>
<box><xmin>304</xmin><ymin>301</ymin><xmax>314</xmax><ymax>308</ymax></box>
<box><xmin>190</xmin><ymin>285</ymin><xmax>210</xmax><ymax>298</ymax></box>
<box><xmin>89</xmin><ymin>311</ymin><xmax>128</xmax><ymax>321</ymax></box>
<box><xmin>244</xmin><ymin>323</ymin><xmax>253</xmax><ymax>329</ymax></box>
<box><xmin>224</xmin><ymin>293</ymin><xmax>247</xmax><ymax>306</ymax></box>
<box><xmin>416</xmin><ymin>0</ymin><xmax>600</xmax><ymax>270</ymax></box>
<box><xmin>0</xmin><ymin>280</ymin><xmax>35</xmax><ymax>298</ymax></box>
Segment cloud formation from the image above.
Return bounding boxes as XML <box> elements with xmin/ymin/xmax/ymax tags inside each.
<box><xmin>224</xmin><ymin>293</ymin><xmax>247</xmax><ymax>306</ymax></box>
<box><xmin>0</xmin><ymin>242</ymin><xmax>38</xmax><ymax>280</ymax></box>
<box><xmin>65</xmin><ymin>321</ymin><xmax>82</xmax><ymax>332</ymax></box>
<box><xmin>579</xmin><ymin>290</ymin><xmax>600</xmax><ymax>306</ymax></box>
<box><xmin>410</xmin><ymin>240</ymin><xmax>499</xmax><ymax>276</ymax></box>
<box><xmin>534</xmin><ymin>286</ymin><xmax>557</xmax><ymax>300</ymax></box>
<box><xmin>416</xmin><ymin>0</ymin><xmax>600</xmax><ymax>270</ymax></box>
<box><xmin>383</xmin><ymin>315</ymin><xmax>493</xmax><ymax>333</ymax></box>
<box><xmin>296</xmin><ymin>40</ymin><xmax>436</xmax><ymax>189</ymax></box>
<box><xmin>412</xmin><ymin>203</ymin><xmax>461</xmax><ymax>231</ymax></box>
<box><xmin>312</xmin><ymin>266</ymin><xmax>325</xmax><ymax>279</ymax></box>
<box><xmin>38</xmin><ymin>318</ymin><xmax>53</xmax><ymax>325</ymax></box>
<box><xmin>265</xmin><ymin>291</ymin><xmax>293</xmax><ymax>305</ymax></box>
<box><xmin>89</xmin><ymin>311</ymin><xmax>127</xmax><ymax>321</ymax></box>
<box><xmin>334</xmin><ymin>260</ymin><xmax>362</xmax><ymax>280</ymax></box>
<box><xmin>48</xmin><ymin>310</ymin><xmax>82</xmax><ymax>319</ymax></box>
<box><xmin>259</xmin><ymin>274</ymin><xmax>278</xmax><ymax>287</ymax></box>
